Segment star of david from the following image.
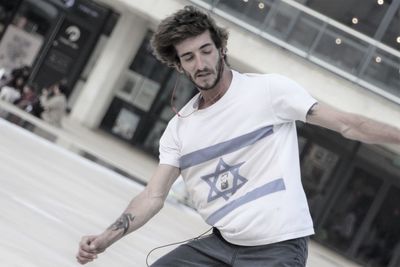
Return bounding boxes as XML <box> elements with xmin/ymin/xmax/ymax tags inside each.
<box><xmin>201</xmin><ymin>158</ymin><xmax>247</xmax><ymax>203</ymax></box>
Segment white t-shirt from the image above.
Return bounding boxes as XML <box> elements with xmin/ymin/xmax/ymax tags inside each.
<box><xmin>159</xmin><ymin>70</ymin><xmax>317</xmax><ymax>246</ymax></box>
<box><xmin>0</xmin><ymin>86</ymin><xmax>21</xmax><ymax>103</ymax></box>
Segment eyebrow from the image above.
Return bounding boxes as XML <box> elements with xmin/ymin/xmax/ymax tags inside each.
<box><xmin>179</xmin><ymin>43</ymin><xmax>213</xmax><ymax>58</ymax></box>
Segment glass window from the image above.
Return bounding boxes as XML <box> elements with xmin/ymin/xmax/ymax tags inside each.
<box><xmin>115</xmin><ymin>71</ymin><xmax>160</xmax><ymax>112</ymax></box>
<box><xmin>111</xmin><ymin>108</ymin><xmax>140</xmax><ymax>140</ymax></box>
<box><xmin>264</xmin><ymin>1</ymin><xmax>301</xmax><ymax>39</ymax></box>
<box><xmin>311</xmin><ymin>26</ymin><xmax>369</xmax><ymax>74</ymax></box>
<box><xmin>143</xmin><ymin>120</ymin><xmax>167</xmax><ymax>155</ymax></box>
<box><xmin>286</xmin><ymin>12</ymin><xmax>321</xmax><ymax>51</ymax></box>
<box><xmin>361</xmin><ymin>48</ymin><xmax>400</xmax><ymax>98</ymax></box>
<box><xmin>129</xmin><ymin>33</ymin><xmax>170</xmax><ymax>84</ymax></box>
<box><xmin>216</xmin><ymin>0</ymin><xmax>273</xmax><ymax>28</ymax></box>
<box><xmin>381</xmin><ymin>8</ymin><xmax>400</xmax><ymax>51</ymax></box>
<box><xmin>301</xmin><ymin>143</ymin><xmax>339</xmax><ymax>219</ymax></box>
<box><xmin>356</xmin><ymin>186</ymin><xmax>400</xmax><ymax>267</ymax></box>
<box><xmin>303</xmin><ymin>0</ymin><xmax>389</xmax><ymax>39</ymax></box>
<box><xmin>316</xmin><ymin>168</ymin><xmax>383</xmax><ymax>253</ymax></box>
<box><xmin>101</xmin><ymin>97</ymin><xmax>142</xmax><ymax>141</ymax></box>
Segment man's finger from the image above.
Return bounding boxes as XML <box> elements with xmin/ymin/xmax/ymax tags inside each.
<box><xmin>76</xmin><ymin>256</ymin><xmax>93</xmax><ymax>265</ymax></box>
<box><xmin>76</xmin><ymin>252</ymin><xmax>97</xmax><ymax>264</ymax></box>
<box><xmin>78</xmin><ymin>249</ymin><xmax>98</xmax><ymax>259</ymax></box>
<box><xmin>79</xmin><ymin>236</ymin><xmax>96</xmax><ymax>252</ymax></box>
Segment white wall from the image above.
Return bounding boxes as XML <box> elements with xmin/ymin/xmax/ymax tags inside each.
<box><xmin>69</xmin><ymin>11</ymin><xmax>147</xmax><ymax>128</ymax></box>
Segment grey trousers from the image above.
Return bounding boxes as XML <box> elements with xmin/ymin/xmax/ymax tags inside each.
<box><xmin>151</xmin><ymin>228</ymin><xmax>309</xmax><ymax>267</ymax></box>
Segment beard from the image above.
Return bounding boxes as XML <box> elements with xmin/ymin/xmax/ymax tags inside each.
<box><xmin>184</xmin><ymin>55</ymin><xmax>224</xmax><ymax>91</ymax></box>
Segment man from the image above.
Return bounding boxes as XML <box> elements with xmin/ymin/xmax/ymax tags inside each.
<box><xmin>77</xmin><ymin>6</ymin><xmax>400</xmax><ymax>266</ymax></box>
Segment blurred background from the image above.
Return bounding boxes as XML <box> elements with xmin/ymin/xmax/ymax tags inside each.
<box><xmin>0</xmin><ymin>0</ymin><xmax>399</xmax><ymax>266</ymax></box>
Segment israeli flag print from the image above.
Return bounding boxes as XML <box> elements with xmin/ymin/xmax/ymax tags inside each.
<box><xmin>179</xmin><ymin>125</ymin><xmax>286</xmax><ymax>225</ymax></box>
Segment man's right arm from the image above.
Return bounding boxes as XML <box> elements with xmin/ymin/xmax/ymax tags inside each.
<box><xmin>76</xmin><ymin>164</ymin><xmax>180</xmax><ymax>265</ymax></box>
<box><xmin>306</xmin><ymin>103</ymin><xmax>400</xmax><ymax>145</ymax></box>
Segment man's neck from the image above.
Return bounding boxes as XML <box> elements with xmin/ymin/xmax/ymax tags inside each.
<box><xmin>199</xmin><ymin>68</ymin><xmax>232</xmax><ymax>109</ymax></box>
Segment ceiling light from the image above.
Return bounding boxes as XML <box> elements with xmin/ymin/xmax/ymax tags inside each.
<box><xmin>335</xmin><ymin>38</ymin><xmax>342</xmax><ymax>45</ymax></box>
<box><xmin>375</xmin><ymin>56</ymin><xmax>382</xmax><ymax>63</ymax></box>
<box><xmin>377</xmin><ymin>0</ymin><xmax>384</xmax><ymax>5</ymax></box>
<box><xmin>352</xmin><ymin>17</ymin><xmax>358</xmax><ymax>24</ymax></box>
<box><xmin>258</xmin><ymin>2</ymin><xmax>265</xmax><ymax>9</ymax></box>
<box><xmin>396</xmin><ymin>36</ymin><xmax>400</xmax><ymax>43</ymax></box>
<box><xmin>243</xmin><ymin>0</ymin><xmax>248</xmax><ymax>2</ymax></box>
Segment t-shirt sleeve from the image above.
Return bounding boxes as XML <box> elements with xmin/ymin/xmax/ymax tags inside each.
<box><xmin>268</xmin><ymin>74</ymin><xmax>317</xmax><ymax>122</ymax></box>
<box><xmin>159</xmin><ymin>117</ymin><xmax>181</xmax><ymax>168</ymax></box>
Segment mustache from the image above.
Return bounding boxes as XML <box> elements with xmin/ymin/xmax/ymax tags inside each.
<box><xmin>195</xmin><ymin>68</ymin><xmax>214</xmax><ymax>78</ymax></box>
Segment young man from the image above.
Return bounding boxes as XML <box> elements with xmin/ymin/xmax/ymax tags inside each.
<box><xmin>77</xmin><ymin>6</ymin><xmax>400</xmax><ymax>266</ymax></box>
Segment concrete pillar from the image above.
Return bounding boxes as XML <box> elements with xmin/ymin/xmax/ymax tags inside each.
<box><xmin>69</xmin><ymin>11</ymin><xmax>147</xmax><ymax>128</ymax></box>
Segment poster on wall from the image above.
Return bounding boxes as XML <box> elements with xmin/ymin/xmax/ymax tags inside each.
<box><xmin>115</xmin><ymin>71</ymin><xmax>161</xmax><ymax>112</ymax></box>
<box><xmin>132</xmin><ymin>78</ymin><xmax>160</xmax><ymax>112</ymax></box>
<box><xmin>0</xmin><ymin>24</ymin><xmax>43</xmax><ymax>72</ymax></box>
<box><xmin>111</xmin><ymin>108</ymin><xmax>140</xmax><ymax>140</ymax></box>
<box><xmin>33</xmin><ymin>19</ymin><xmax>89</xmax><ymax>94</ymax></box>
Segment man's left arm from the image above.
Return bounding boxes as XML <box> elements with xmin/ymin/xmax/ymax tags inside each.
<box><xmin>306</xmin><ymin>103</ymin><xmax>400</xmax><ymax>145</ymax></box>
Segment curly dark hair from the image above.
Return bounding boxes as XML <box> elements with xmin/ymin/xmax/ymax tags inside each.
<box><xmin>151</xmin><ymin>6</ymin><xmax>229</xmax><ymax>68</ymax></box>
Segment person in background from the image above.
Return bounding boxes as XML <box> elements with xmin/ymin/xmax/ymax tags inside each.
<box><xmin>0</xmin><ymin>65</ymin><xmax>31</xmax><ymax>103</ymax></box>
<box><xmin>11</xmin><ymin>65</ymin><xmax>31</xmax><ymax>81</ymax></box>
<box><xmin>16</xmin><ymin>84</ymin><xmax>38</xmax><ymax>113</ymax></box>
<box><xmin>0</xmin><ymin>76</ymin><xmax>24</xmax><ymax>103</ymax></box>
<box><xmin>39</xmin><ymin>83</ymin><xmax>67</xmax><ymax>127</ymax></box>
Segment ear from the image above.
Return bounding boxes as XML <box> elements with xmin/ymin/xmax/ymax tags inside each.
<box><xmin>175</xmin><ymin>63</ymin><xmax>184</xmax><ymax>73</ymax></box>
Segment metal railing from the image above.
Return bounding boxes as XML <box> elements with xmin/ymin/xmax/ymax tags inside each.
<box><xmin>190</xmin><ymin>0</ymin><xmax>400</xmax><ymax>104</ymax></box>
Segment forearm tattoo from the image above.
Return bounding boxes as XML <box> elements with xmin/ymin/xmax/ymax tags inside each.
<box><xmin>108</xmin><ymin>213</ymin><xmax>135</xmax><ymax>236</ymax></box>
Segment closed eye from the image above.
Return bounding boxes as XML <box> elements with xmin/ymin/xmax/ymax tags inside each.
<box><xmin>202</xmin><ymin>49</ymin><xmax>212</xmax><ymax>55</ymax></box>
<box><xmin>182</xmin><ymin>55</ymin><xmax>194</xmax><ymax>62</ymax></box>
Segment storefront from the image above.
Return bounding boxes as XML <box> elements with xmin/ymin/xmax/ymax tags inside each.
<box><xmin>0</xmin><ymin>0</ymin><xmax>116</xmax><ymax>96</ymax></box>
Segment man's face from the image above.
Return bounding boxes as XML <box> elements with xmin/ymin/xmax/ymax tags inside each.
<box><xmin>175</xmin><ymin>30</ymin><xmax>223</xmax><ymax>90</ymax></box>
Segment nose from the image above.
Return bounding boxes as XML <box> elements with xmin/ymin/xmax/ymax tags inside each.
<box><xmin>193</xmin><ymin>54</ymin><xmax>206</xmax><ymax>71</ymax></box>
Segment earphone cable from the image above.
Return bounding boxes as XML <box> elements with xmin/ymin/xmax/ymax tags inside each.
<box><xmin>170</xmin><ymin>74</ymin><xmax>198</xmax><ymax>118</ymax></box>
<box><xmin>145</xmin><ymin>227</ymin><xmax>213</xmax><ymax>266</ymax></box>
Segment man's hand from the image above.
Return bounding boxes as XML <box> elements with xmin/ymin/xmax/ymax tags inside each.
<box><xmin>76</xmin><ymin>234</ymin><xmax>108</xmax><ymax>265</ymax></box>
